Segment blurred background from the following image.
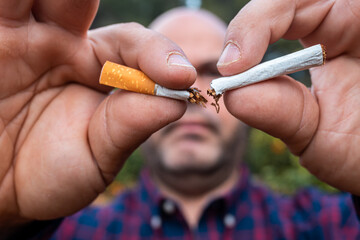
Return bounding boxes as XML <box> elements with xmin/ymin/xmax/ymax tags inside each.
<box><xmin>91</xmin><ymin>0</ymin><xmax>336</xmax><ymax>205</ymax></box>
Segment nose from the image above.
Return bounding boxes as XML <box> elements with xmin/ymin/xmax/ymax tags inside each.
<box><xmin>192</xmin><ymin>75</ymin><xmax>209</xmax><ymax>95</ymax></box>
<box><xmin>192</xmin><ymin>76</ymin><xmax>202</xmax><ymax>89</ymax></box>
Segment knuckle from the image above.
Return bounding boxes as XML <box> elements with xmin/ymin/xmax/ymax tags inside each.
<box><xmin>120</xmin><ymin>22</ymin><xmax>145</xmax><ymax>31</ymax></box>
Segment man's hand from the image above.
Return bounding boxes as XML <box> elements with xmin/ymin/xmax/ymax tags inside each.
<box><xmin>0</xmin><ymin>0</ymin><xmax>196</xmax><ymax>224</ymax></box>
<box><xmin>219</xmin><ymin>0</ymin><xmax>360</xmax><ymax>194</ymax></box>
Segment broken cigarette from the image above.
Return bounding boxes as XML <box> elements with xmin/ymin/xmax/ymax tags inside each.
<box><xmin>208</xmin><ymin>44</ymin><xmax>326</xmax><ymax>112</ymax></box>
<box><xmin>99</xmin><ymin>61</ymin><xmax>207</xmax><ymax>107</ymax></box>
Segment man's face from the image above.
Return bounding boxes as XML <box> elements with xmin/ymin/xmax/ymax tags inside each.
<box><xmin>148</xmin><ymin>12</ymin><xmax>242</xmax><ymax>173</ymax></box>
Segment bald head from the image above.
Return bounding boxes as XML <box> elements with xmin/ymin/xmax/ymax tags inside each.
<box><xmin>149</xmin><ymin>7</ymin><xmax>227</xmax><ymax>67</ymax></box>
<box><xmin>150</xmin><ymin>7</ymin><xmax>226</xmax><ymax>34</ymax></box>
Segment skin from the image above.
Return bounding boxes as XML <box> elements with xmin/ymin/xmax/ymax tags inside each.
<box><xmin>1</xmin><ymin>0</ymin><xmax>360</xmax><ymax>233</ymax></box>
<box><xmin>0</xmin><ymin>0</ymin><xmax>197</xmax><ymax>226</ymax></box>
<box><xmin>145</xmin><ymin>9</ymin><xmax>245</xmax><ymax>227</ymax></box>
<box><xmin>218</xmin><ymin>0</ymin><xmax>360</xmax><ymax>195</ymax></box>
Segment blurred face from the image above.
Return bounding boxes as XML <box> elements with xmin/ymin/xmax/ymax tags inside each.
<box><xmin>148</xmin><ymin>11</ymin><xmax>242</xmax><ymax>174</ymax></box>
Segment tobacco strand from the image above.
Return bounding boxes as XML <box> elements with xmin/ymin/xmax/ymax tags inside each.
<box><xmin>207</xmin><ymin>88</ymin><xmax>222</xmax><ymax>113</ymax></box>
<box><xmin>187</xmin><ymin>88</ymin><xmax>208</xmax><ymax>108</ymax></box>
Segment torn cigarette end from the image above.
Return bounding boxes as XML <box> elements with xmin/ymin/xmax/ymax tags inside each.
<box><xmin>99</xmin><ymin>61</ymin><xmax>207</xmax><ymax>107</ymax></box>
<box><xmin>207</xmin><ymin>89</ymin><xmax>222</xmax><ymax>113</ymax></box>
<box><xmin>207</xmin><ymin>44</ymin><xmax>326</xmax><ymax>113</ymax></box>
<box><xmin>189</xmin><ymin>88</ymin><xmax>208</xmax><ymax>108</ymax></box>
<box><xmin>321</xmin><ymin>44</ymin><xmax>327</xmax><ymax>64</ymax></box>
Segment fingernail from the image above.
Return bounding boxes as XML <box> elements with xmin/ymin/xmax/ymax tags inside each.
<box><xmin>167</xmin><ymin>52</ymin><xmax>194</xmax><ymax>68</ymax></box>
<box><xmin>217</xmin><ymin>41</ymin><xmax>241</xmax><ymax>66</ymax></box>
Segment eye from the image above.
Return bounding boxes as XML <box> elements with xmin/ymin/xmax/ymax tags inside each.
<box><xmin>197</xmin><ymin>62</ymin><xmax>221</xmax><ymax>79</ymax></box>
<box><xmin>203</xmin><ymin>68</ymin><xmax>221</xmax><ymax>78</ymax></box>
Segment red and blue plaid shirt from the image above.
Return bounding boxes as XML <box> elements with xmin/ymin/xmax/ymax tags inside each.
<box><xmin>47</xmin><ymin>167</ymin><xmax>360</xmax><ymax>240</ymax></box>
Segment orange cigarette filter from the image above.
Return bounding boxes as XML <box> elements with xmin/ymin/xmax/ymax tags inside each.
<box><xmin>99</xmin><ymin>61</ymin><xmax>208</xmax><ymax>107</ymax></box>
<box><xmin>100</xmin><ymin>61</ymin><xmax>156</xmax><ymax>95</ymax></box>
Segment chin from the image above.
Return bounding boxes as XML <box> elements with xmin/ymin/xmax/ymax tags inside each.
<box><xmin>161</xmin><ymin>140</ymin><xmax>221</xmax><ymax>164</ymax></box>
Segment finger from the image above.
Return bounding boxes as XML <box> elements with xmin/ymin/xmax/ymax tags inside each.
<box><xmin>217</xmin><ymin>0</ymin><xmax>334</xmax><ymax>76</ymax></box>
<box><xmin>75</xmin><ymin>23</ymin><xmax>196</xmax><ymax>91</ymax></box>
<box><xmin>89</xmin><ymin>91</ymin><xmax>186</xmax><ymax>183</ymax></box>
<box><xmin>32</xmin><ymin>0</ymin><xmax>99</xmax><ymax>34</ymax></box>
<box><xmin>297</xmin><ymin>57</ymin><xmax>360</xmax><ymax>193</ymax></box>
<box><xmin>301</xmin><ymin>0</ymin><xmax>360</xmax><ymax>58</ymax></box>
<box><xmin>224</xmin><ymin>76</ymin><xmax>319</xmax><ymax>155</ymax></box>
<box><xmin>0</xmin><ymin>0</ymin><xmax>32</xmax><ymax>21</ymax></box>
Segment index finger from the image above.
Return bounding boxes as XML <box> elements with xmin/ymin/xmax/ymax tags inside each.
<box><xmin>0</xmin><ymin>0</ymin><xmax>32</xmax><ymax>22</ymax></box>
<box><xmin>217</xmin><ymin>0</ymin><xmax>334</xmax><ymax>76</ymax></box>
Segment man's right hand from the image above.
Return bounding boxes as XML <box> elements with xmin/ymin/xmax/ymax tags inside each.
<box><xmin>0</xmin><ymin>0</ymin><xmax>196</xmax><ymax>226</ymax></box>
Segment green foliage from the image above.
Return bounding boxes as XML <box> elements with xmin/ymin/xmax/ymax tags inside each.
<box><xmin>115</xmin><ymin>149</ymin><xmax>144</xmax><ymax>185</ymax></box>
<box><xmin>92</xmin><ymin>0</ymin><xmax>183</xmax><ymax>28</ymax></box>
<box><xmin>245</xmin><ymin>128</ymin><xmax>338</xmax><ymax>194</ymax></box>
<box><xmin>92</xmin><ymin>0</ymin><xmax>249</xmax><ymax>28</ymax></box>
<box><xmin>201</xmin><ymin>0</ymin><xmax>248</xmax><ymax>23</ymax></box>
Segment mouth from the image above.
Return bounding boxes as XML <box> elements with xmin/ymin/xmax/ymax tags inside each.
<box><xmin>161</xmin><ymin>120</ymin><xmax>220</xmax><ymax>140</ymax></box>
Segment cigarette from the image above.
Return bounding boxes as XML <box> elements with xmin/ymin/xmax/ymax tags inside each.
<box><xmin>207</xmin><ymin>44</ymin><xmax>326</xmax><ymax>112</ymax></box>
<box><xmin>99</xmin><ymin>61</ymin><xmax>207</xmax><ymax>107</ymax></box>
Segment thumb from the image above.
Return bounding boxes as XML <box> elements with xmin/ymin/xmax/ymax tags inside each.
<box><xmin>87</xmin><ymin>23</ymin><xmax>197</xmax><ymax>183</ymax></box>
<box><xmin>224</xmin><ymin>76</ymin><xmax>319</xmax><ymax>155</ymax></box>
<box><xmin>89</xmin><ymin>91</ymin><xmax>186</xmax><ymax>183</ymax></box>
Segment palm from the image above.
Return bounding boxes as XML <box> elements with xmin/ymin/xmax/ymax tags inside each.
<box><xmin>0</xmin><ymin>1</ymin><xmax>194</xmax><ymax>222</ymax></box>
<box><xmin>0</xmin><ymin>1</ymin><xmax>108</xmax><ymax>221</ymax></box>
<box><xmin>297</xmin><ymin>0</ymin><xmax>360</xmax><ymax>192</ymax></box>
<box><xmin>222</xmin><ymin>0</ymin><xmax>360</xmax><ymax>194</ymax></box>
<box><xmin>301</xmin><ymin>55</ymin><xmax>360</xmax><ymax>191</ymax></box>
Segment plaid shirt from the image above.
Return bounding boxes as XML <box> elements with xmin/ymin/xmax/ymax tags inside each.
<box><xmin>49</xmin><ymin>167</ymin><xmax>360</xmax><ymax>240</ymax></box>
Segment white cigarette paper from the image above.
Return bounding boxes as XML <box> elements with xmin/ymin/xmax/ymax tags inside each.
<box><xmin>210</xmin><ymin>44</ymin><xmax>325</xmax><ymax>95</ymax></box>
<box><xmin>154</xmin><ymin>84</ymin><xmax>190</xmax><ymax>101</ymax></box>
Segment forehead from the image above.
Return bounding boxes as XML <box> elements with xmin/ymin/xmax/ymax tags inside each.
<box><xmin>152</xmin><ymin>11</ymin><xmax>226</xmax><ymax>64</ymax></box>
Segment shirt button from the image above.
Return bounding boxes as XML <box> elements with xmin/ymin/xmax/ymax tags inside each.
<box><xmin>223</xmin><ymin>213</ymin><xmax>236</xmax><ymax>228</ymax></box>
<box><xmin>150</xmin><ymin>215</ymin><xmax>162</xmax><ymax>230</ymax></box>
<box><xmin>163</xmin><ymin>200</ymin><xmax>175</xmax><ymax>214</ymax></box>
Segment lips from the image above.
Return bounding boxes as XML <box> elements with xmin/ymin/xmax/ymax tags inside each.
<box><xmin>161</xmin><ymin>119</ymin><xmax>220</xmax><ymax>139</ymax></box>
